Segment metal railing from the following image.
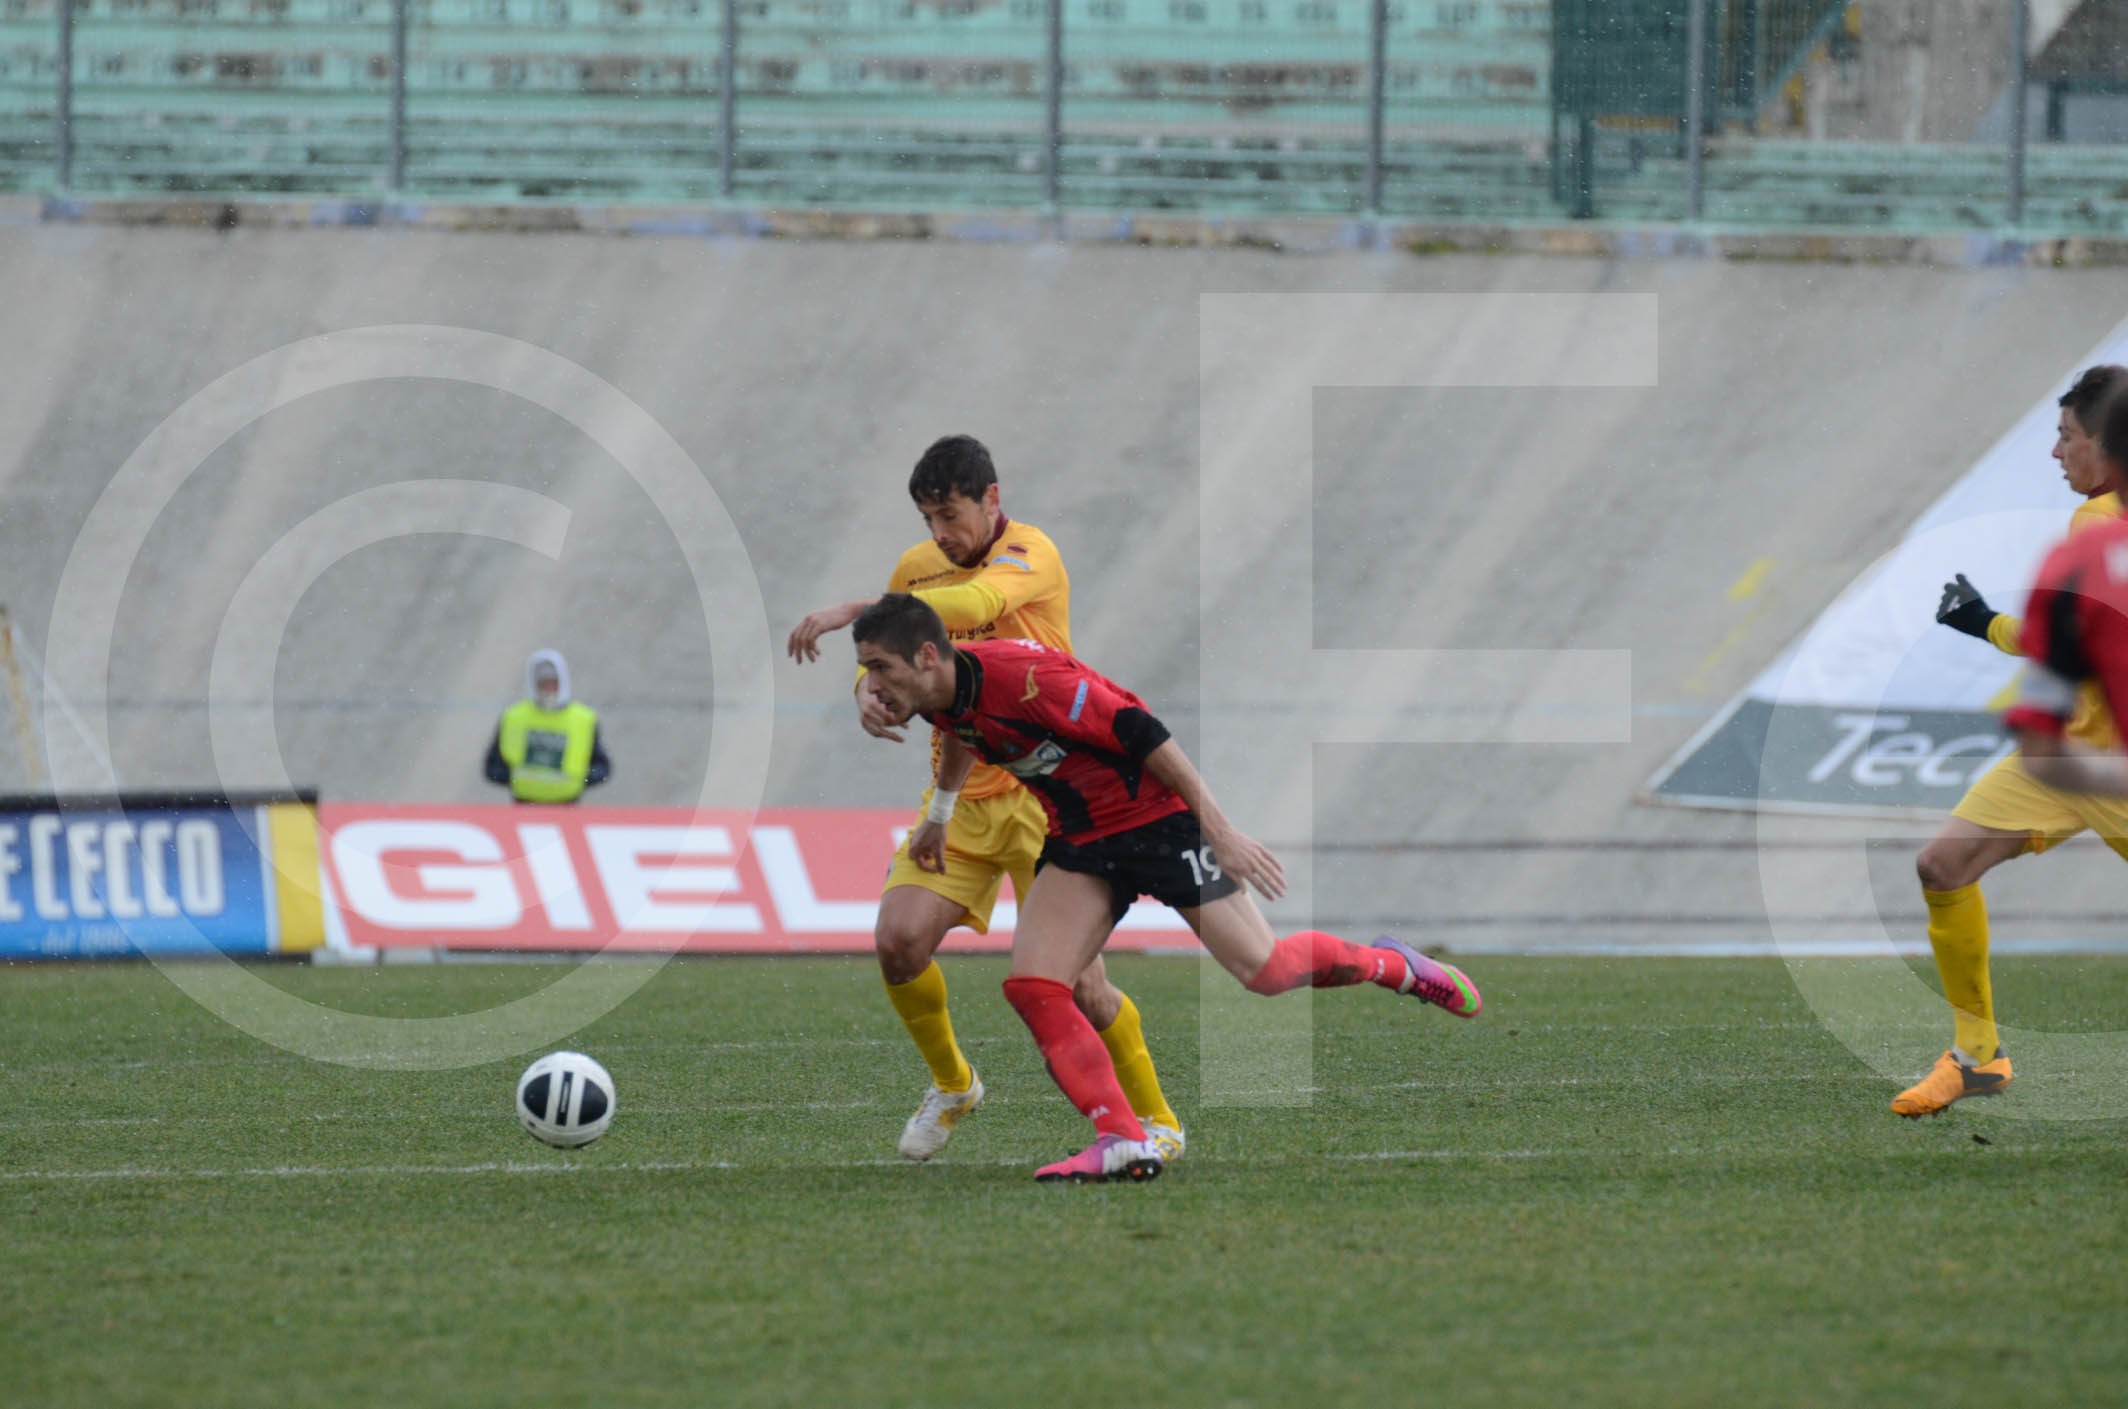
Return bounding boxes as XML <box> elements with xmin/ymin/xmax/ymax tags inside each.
<box><xmin>1717</xmin><ymin>0</ymin><xmax>1851</xmax><ymax>121</ymax></box>
<box><xmin>0</xmin><ymin>0</ymin><xmax>2122</xmax><ymax>234</ymax></box>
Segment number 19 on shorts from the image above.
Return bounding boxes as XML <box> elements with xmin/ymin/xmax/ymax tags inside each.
<box><xmin>1181</xmin><ymin>845</ymin><xmax>1222</xmax><ymax>888</ymax></box>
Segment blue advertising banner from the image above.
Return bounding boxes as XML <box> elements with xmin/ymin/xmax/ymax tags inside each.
<box><xmin>0</xmin><ymin>793</ymin><xmax>322</xmax><ymax>959</ymax></box>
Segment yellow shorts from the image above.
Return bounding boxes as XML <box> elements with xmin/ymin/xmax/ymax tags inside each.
<box><xmin>1952</xmin><ymin>754</ymin><xmax>2128</xmax><ymax>859</ymax></box>
<box><xmin>882</xmin><ymin>786</ymin><xmax>1049</xmax><ymax>933</ymax></box>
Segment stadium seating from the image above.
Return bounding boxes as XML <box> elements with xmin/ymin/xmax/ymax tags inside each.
<box><xmin>0</xmin><ymin>0</ymin><xmax>2120</xmax><ymax>233</ymax></box>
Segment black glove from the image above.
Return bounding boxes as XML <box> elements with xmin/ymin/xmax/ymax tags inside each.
<box><xmin>1935</xmin><ymin>573</ymin><xmax>1997</xmax><ymax>640</ymax></box>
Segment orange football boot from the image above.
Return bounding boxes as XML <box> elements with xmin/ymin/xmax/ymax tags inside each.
<box><xmin>1891</xmin><ymin>1050</ymin><xmax>2013</xmax><ymax>1117</ymax></box>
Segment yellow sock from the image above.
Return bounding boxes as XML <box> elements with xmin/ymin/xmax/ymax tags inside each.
<box><xmin>1924</xmin><ymin>883</ymin><xmax>2000</xmax><ymax>1064</ymax></box>
<box><xmin>884</xmin><ymin>962</ymin><xmax>974</xmax><ymax>1093</ymax></box>
<box><xmin>1098</xmin><ymin>991</ymin><xmax>1180</xmax><ymax>1130</ymax></box>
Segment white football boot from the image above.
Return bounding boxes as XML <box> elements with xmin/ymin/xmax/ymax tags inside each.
<box><xmin>897</xmin><ymin>1071</ymin><xmax>985</xmax><ymax>1161</ymax></box>
<box><xmin>1143</xmin><ymin>1122</ymin><xmax>1187</xmax><ymax>1164</ymax></box>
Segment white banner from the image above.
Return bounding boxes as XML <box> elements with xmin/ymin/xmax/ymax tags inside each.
<box><xmin>1648</xmin><ymin>318</ymin><xmax>2128</xmax><ymax>815</ymax></box>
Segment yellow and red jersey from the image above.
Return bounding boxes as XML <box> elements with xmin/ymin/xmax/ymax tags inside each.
<box><xmin>887</xmin><ymin>516</ymin><xmax>1072</xmax><ymax>801</ymax></box>
<box><xmin>1992</xmin><ymin>492</ymin><xmax>2121</xmax><ymax>749</ymax></box>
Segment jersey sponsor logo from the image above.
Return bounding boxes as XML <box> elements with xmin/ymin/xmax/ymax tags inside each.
<box><xmin>1067</xmin><ymin>680</ymin><xmax>1089</xmax><ymax>722</ymax></box>
<box><xmin>316</xmin><ymin>804</ymin><xmax>1187</xmax><ymax>952</ymax></box>
<box><xmin>1000</xmin><ymin>739</ymin><xmax>1069</xmax><ymax>779</ymax></box>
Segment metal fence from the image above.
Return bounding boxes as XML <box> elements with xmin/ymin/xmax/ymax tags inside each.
<box><xmin>0</xmin><ymin>0</ymin><xmax>2123</xmax><ymax>233</ymax></box>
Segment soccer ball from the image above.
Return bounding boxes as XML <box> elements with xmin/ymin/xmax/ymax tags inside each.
<box><xmin>515</xmin><ymin>1050</ymin><xmax>616</xmax><ymax>1149</ymax></box>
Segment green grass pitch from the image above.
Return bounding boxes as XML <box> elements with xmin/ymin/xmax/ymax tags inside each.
<box><xmin>4</xmin><ymin>955</ymin><xmax>2127</xmax><ymax>1408</ymax></box>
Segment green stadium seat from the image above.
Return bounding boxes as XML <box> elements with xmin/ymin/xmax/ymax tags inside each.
<box><xmin>0</xmin><ymin>1</ymin><xmax>2120</xmax><ymax>234</ymax></box>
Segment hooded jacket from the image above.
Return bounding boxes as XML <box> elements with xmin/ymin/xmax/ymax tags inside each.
<box><xmin>484</xmin><ymin>649</ymin><xmax>612</xmax><ymax>801</ymax></box>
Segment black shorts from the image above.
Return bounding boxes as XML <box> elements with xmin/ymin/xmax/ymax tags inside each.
<box><xmin>1037</xmin><ymin>810</ymin><xmax>1242</xmax><ymax>927</ymax></box>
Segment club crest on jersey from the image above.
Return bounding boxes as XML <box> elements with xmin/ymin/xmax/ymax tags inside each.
<box><xmin>1002</xmin><ymin>739</ymin><xmax>1068</xmax><ymax>778</ymax></box>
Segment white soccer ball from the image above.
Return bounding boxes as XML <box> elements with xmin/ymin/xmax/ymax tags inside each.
<box><xmin>516</xmin><ymin>1050</ymin><xmax>616</xmax><ymax>1149</ymax></box>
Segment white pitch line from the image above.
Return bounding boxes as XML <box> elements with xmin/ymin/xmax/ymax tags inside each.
<box><xmin>0</xmin><ymin>1035</ymin><xmax>1040</xmax><ymax>1074</ymax></box>
<box><xmin>0</xmin><ymin>1143</ymin><xmax>2055</xmax><ymax>1183</ymax></box>
<box><xmin>24</xmin><ymin>1071</ymin><xmax>1902</xmax><ymax>1128</ymax></box>
<box><xmin>0</xmin><ymin>1025</ymin><xmax>1842</xmax><ymax>1076</ymax></box>
<box><xmin>29</xmin><ymin>1099</ymin><xmax>902</xmax><ymax>1127</ymax></box>
<box><xmin>1437</xmin><ymin>938</ymin><xmax>2128</xmax><ymax>957</ymax></box>
<box><xmin>0</xmin><ymin>1154</ymin><xmax>1557</xmax><ymax>1182</ymax></box>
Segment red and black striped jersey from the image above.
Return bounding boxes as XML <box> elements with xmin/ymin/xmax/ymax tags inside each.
<box><xmin>922</xmin><ymin>638</ymin><xmax>1186</xmax><ymax>845</ymax></box>
<box><xmin>2009</xmin><ymin>517</ymin><xmax>2128</xmax><ymax>741</ymax></box>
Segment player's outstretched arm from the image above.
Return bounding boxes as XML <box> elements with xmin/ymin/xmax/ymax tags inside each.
<box><xmin>787</xmin><ymin>599</ymin><xmax>875</xmax><ymax>663</ymax></box>
<box><xmin>907</xmin><ymin>534</ymin><xmax>1059</xmax><ymax>634</ymax></box>
<box><xmin>908</xmin><ymin>734</ymin><xmax>978</xmax><ymax>875</ymax></box>
<box><xmin>1142</xmin><ymin>739</ymin><xmax>1286</xmax><ymax>902</ymax></box>
<box><xmin>909</xmin><ymin>582</ymin><xmax>1010</xmax><ymax>633</ymax></box>
<box><xmin>1936</xmin><ymin>573</ymin><xmax>2013</xmax><ymax>652</ymax></box>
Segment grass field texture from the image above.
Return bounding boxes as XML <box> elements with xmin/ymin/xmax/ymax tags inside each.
<box><xmin>5</xmin><ymin>955</ymin><xmax>2126</xmax><ymax>1409</ymax></box>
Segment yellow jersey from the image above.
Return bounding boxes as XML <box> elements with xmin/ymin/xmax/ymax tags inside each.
<box><xmin>1992</xmin><ymin>491</ymin><xmax>2121</xmax><ymax>749</ymax></box>
<box><xmin>887</xmin><ymin>517</ymin><xmax>1072</xmax><ymax>801</ymax></box>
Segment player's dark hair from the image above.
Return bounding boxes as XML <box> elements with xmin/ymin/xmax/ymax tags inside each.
<box><xmin>907</xmin><ymin>436</ymin><xmax>998</xmax><ymax>506</ymax></box>
<box><xmin>852</xmin><ymin>593</ymin><xmax>952</xmax><ymax>663</ymax></box>
<box><xmin>2096</xmin><ymin>382</ymin><xmax>2128</xmax><ymax>475</ymax></box>
<box><xmin>2060</xmin><ymin>365</ymin><xmax>2128</xmax><ymax>430</ymax></box>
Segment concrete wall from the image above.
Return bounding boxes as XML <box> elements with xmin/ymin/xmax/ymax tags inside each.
<box><xmin>4</xmin><ymin>223</ymin><xmax>2128</xmax><ymax>949</ymax></box>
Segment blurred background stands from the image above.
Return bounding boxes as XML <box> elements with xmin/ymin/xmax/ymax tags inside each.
<box><xmin>0</xmin><ymin>0</ymin><xmax>2117</xmax><ymax>233</ymax></box>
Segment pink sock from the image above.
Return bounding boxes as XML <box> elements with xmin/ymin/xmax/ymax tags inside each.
<box><xmin>1245</xmin><ymin>930</ymin><xmax>1410</xmax><ymax>995</ymax></box>
<box><xmin>1002</xmin><ymin>976</ymin><xmax>1146</xmax><ymax>1141</ymax></box>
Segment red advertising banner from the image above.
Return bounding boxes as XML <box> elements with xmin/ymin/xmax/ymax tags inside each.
<box><xmin>316</xmin><ymin>804</ymin><xmax>1196</xmax><ymax>953</ymax></box>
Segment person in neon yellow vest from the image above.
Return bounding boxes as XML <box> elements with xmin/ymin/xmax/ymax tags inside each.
<box><xmin>483</xmin><ymin>649</ymin><xmax>611</xmax><ymax>804</ymax></box>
